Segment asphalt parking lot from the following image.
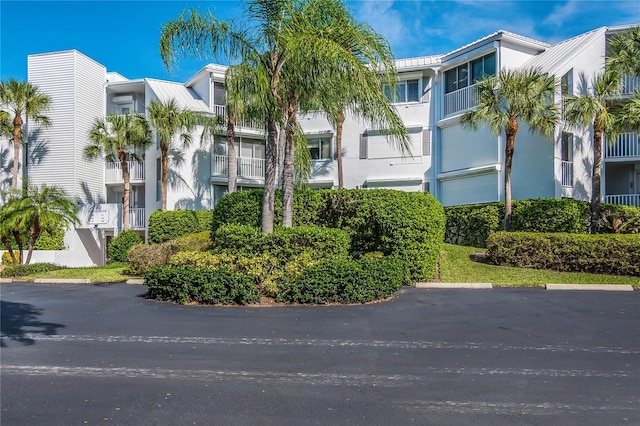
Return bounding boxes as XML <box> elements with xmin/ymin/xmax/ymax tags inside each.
<box><xmin>1</xmin><ymin>283</ymin><xmax>639</xmax><ymax>425</ymax></box>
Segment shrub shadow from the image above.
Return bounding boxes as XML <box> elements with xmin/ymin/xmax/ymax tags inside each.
<box><xmin>0</xmin><ymin>301</ymin><xmax>65</xmax><ymax>347</ymax></box>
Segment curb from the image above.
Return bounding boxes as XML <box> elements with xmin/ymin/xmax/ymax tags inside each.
<box><xmin>415</xmin><ymin>282</ymin><xmax>493</xmax><ymax>289</ymax></box>
<box><xmin>126</xmin><ymin>279</ymin><xmax>145</xmax><ymax>285</ymax></box>
<box><xmin>0</xmin><ymin>278</ymin><xmax>14</xmax><ymax>283</ymax></box>
<box><xmin>33</xmin><ymin>278</ymin><xmax>91</xmax><ymax>284</ymax></box>
<box><xmin>545</xmin><ymin>283</ymin><xmax>635</xmax><ymax>291</ymax></box>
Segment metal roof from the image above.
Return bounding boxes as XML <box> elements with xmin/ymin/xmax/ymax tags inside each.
<box><xmin>523</xmin><ymin>27</ymin><xmax>607</xmax><ymax>74</ymax></box>
<box><xmin>145</xmin><ymin>78</ymin><xmax>210</xmax><ymax>112</ymax></box>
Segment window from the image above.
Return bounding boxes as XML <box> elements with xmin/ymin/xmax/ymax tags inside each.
<box><xmin>561</xmin><ymin>70</ymin><xmax>573</xmax><ymax>97</ymax></box>
<box><xmin>383</xmin><ymin>79</ymin><xmax>420</xmax><ymax>103</ymax></box>
<box><xmin>213</xmin><ymin>82</ymin><xmax>226</xmax><ymax>106</ymax></box>
<box><xmin>446</xmin><ymin>53</ymin><xmax>496</xmax><ymax>94</ymax></box>
<box><xmin>308</xmin><ymin>137</ymin><xmax>332</xmax><ymax>160</ymax></box>
<box><xmin>561</xmin><ymin>132</ymin><xmax>573</xmax><ymax>162</ymax></box>
<box><xmin>156</xmin><ymin>158</ymin><xmax>161</xmax><ymax>202</ymax></box>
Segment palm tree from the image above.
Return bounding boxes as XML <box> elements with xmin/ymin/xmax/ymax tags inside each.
<box><xmin>146</xmin><ymin>98</ymin><xmax>198</xmax><ymax>211</ymax></box>
<box><xmin>564</xmin><ymin>71</ymin><xmax>622</xmax><ymax>233</ymax></box>
<box><xmin>618</xmin><ymin>89</ymin><xmax>640</xmax><ymax>131</ymax></box>
<box><xmin>461</xmin><ymin>68</ymin><xmax>557</xmax><ymax>231</ymax></box>
<box><xmin>0</xmin><ymin>78</ymin><xmax>51</xmax><ymax>194</ymax></box>
<box><xmin>607</xmin><ymin>26</ymin><xmax>640</xmax><ymax>77</ymax></box>
<box><xmin>84</xmin><ymin>113</ymin><xmax>152</xmax><ymax>230</ymax></box>
<box><xmin>1</xmin><ymin>183</ymin><xmax>79</xmax><ymax>264</ymax></box>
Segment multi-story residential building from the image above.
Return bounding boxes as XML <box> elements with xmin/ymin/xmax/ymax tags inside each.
<box><xmin>3</xmin><ymin>24</ymin><xmax>638</xmax><ymax>266</ymax></box>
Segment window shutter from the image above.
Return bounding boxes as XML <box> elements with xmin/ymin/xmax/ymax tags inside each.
<box><xmin>422</xmin><ymin>130</ymin><xmax>431</xmax><ymax>156</ymax></box>
<box><xmin>359</xmin><ymin>134</ymin><xmax>367</xmax><ymax>159</ymax></box>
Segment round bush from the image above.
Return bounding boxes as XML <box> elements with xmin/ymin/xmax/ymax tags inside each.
<box><xmin>148</xmin><ymin>210</ymin><xmax>212</xmax><ymax>244</ymax></box>
<box><xmin>108</xmin><ymin>230</ymin><xmax>142</xmax><ymax>262</ymax></box>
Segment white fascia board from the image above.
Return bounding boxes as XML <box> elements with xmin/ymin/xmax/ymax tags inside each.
<box><xmin>437</xmin><ymin>163</ymin><xmax>501</xmax><ymax>181</ymax></box>
<box><xmin>365</xmin><ymin>176</ymin><xmax>424</xmax><ymax>184</ymax></box>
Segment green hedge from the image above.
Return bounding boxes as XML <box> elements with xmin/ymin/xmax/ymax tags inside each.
<box><xmin>144</xmin><ymin>265</ymin><xmax>260</xmax><ymax>305</ymax></box>
<box><xmin>212</xmin><ymin>224</ymin><xmax>351</xmax><ymax>263</ymax></box>
<box><xmin>108</xmin><ymin>230</ymin><xmax>142</xmax><ymax>262</ymax></box>
<box><xmin>212</xmin><ymin>189</ymin><xmax>445</xmax><ymax>282</ymax></box>
<box><xmin>486</xmin><ymin>232</ymin><xmax>640</xmax><ymax>276</ymax></box>
<box><xmin>126</xmin><ymin>231</ymin><xmax>211</xmax><ymax>276</ymax></box>
<box><xmin>445</xmin><ymin>199</ymin><xmax>640</xmax><ymax>247</ymax></box>
<box><xmin>0</xmin><ymin>262</ymin><xmax>65</xmax><ymax>278</ymax></box>
<box><xmin>277</xmin><ymin>257</ymin><xmax>406</xmax><ymax>304</ymax></box>
<box><xmin>148</xmin><ymin>210</ymin><xmax>213</xmax><ymax>244</ymax></box>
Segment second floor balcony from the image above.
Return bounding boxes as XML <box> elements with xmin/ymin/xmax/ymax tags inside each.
<box><xmin>605</xmin><ymin>133</ymin><xmax>640</xmax><ymax>160</ymax></box>
<box><xmin>444</xmin><ymin>83</ymin><xmax>479</xmax><ymax>117</ymax></box>
<box><xmin>212</xmin><ymin>155</ymin><xmax>265</xmax><ymax>180</ymax></box>
<box><xmin>105</xmin><ymin>161</ymin><xmax>145</xmax><ymax>183</ymax></box>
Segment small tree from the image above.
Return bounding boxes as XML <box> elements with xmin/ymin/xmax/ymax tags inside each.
<box><xmin>0</xmin><ymin>78</ymin><xmax>51</xmax><ymax>194</ymax></box>
<box><xmin>84</xmin><ymin>113</ymin><xmax>152</xmax><ymax>229</ymax></box>
<box><xmin>461</xmin><ymin>68</ymin><xmax>557</xmax><ymax>231</ymax></box>
<box><xmin>563</xmin><ymin>71</ymin><xmax>621</xmax><ymax>233</ymax></box>
<box><xmin>1</xmin><ymin>184</ymin><xmax>79</xmax><ymax>264</ymax></box>
<box><xmin>146</xmin><ymin>98</ymin><xmax>198</xmax><ymax>211</ymax></box>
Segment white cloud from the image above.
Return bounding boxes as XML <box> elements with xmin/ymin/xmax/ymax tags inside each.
<box><xmin>543</xmin><ymin>0</ymin><xmax>580</xmax><ymax>27</ymax></box>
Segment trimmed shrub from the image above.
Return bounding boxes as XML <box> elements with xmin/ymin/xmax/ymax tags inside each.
<box><xmin>445</xmin><ymin>203</ymin><xmax>500</xmax><ymax>247</ymax></box>
<box><xmin>277</xmin><ymin>257</ymin><xmax>406</xmax><ymax>304</ymax></box>
<box><xmin>2</xmin><ymin>251</ymin><xmax>21</xmax><ymax>267</ymax></box>
<box><xmin>144</xmin><ymin>265</ymin><xmax>260</xmax><ymax>305</ymax></box>
<box><xmin>108</xmin><ymin>230</ymin><xmax>142</xmax><ymax>262</ymax></box>
<box><xmin>211</xmin><ymin>189</ymin><xmax>445</xmax><ymax>282</ymax></box>
<box><xmin>511</xmin><ymin>198</ymin><xmax>589</xmax><ymax>234</ymax></box>
<box><xmin>126</xmin><ymin>231</ymin><xmax>212</xmax><ymax>276</ymax></box>
<box><xmin>0</xmin><ymin>262</ymin><xmax>65</xmax><ymax>278</ymax></box>
<box><xmin>212</xmin><ymin>224</ymin><xmax>351</xmax><ymax>263</ymax></box>
<box><xmin>486</xmin><ymin>231</ymin><xmax>640</xmax><ymax>276</ymax></box>
<box><xmin>148</xmin><ymin>210</ymin><xmax>213</xmax><ymax>244</ymax></box>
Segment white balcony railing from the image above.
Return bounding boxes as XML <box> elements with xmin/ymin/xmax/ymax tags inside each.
<box><xmin>105</xmin><ymin>161</ymin><xmax>145</xmax><ymax>183</ymax></box>
<box><xmin>604</xmin><ymin>194</ymin><xmax>640</xmax><ymax>207</ymax></box>
<box><xmin>621</xmin><ymin>74</ymin><xmax>640</xmax><ymax>96</ymax></box>
<box><xmin>561</xmin><ymin>160</ymin><xmax>573</xmax><ymax>187</ymax></box>
<box><xmin>444</xmin><ymin>83</ymin><xmax>479</xmax><ymax>116</ymax></box>
<box><xmin>212</xmin><ymin>105</ymin><xmax>264</xmax><ymax>130</ymax></box>
<box><xmin>128</xmin><ymin>207</ymin><xmax>146</xmax><ymax>229</ymax></box>
<box><xmin>605</xmin><ymin>133</ymin><xmax>640</xmax><ymax>159</ymax></box>
<box><xmin>212</xmin><ymin>155</ymin><xmax>265</xmax><ymax>179</ymax></box>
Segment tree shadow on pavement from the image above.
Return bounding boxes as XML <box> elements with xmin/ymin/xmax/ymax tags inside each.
<box><xmin>0</xmin><ymin>301</ymin><xmax>65</xmax><ymax>347</ymax></box>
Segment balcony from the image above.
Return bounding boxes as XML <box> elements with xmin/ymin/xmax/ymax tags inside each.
<box><xmin>105</xmin><ymin>161</ymin><xmax>145</xmax><ymax>183</ymax></box>
<box><xmin>212</xmin><ymin>105</ymin><xmax>264</xmax><ymax>130</ymax></box>
<box><xmin>621</xmin><ymin>74</ymin><xmax>640</xmax><ymax>96</ymax></box>
<box><xmin>561</xmin><ymin>160</ymin><xmax>573</xmax><ymax>187</ymax></box>
<box><xmin>212</xmin><ymin>155</ymin><xmax>265</xmax><ymax>179</ymax></box>
<box><xmin>604</xmin><ymin>194</ymin><xmax>640</xmax><ymax>207</ymax></box>
<box><xmin>444</xmin><ymin>83</ymin><xmax>479</xmax><ymax>116</ymax></box>
<box><xmin>605</xmin><ymin>133</ymin><xmax>640</xmax><ymax>160</ymax></box>
<box><xmin>128</xmin><ymin>207</ymin><xmax>146</xmax><ymax>229</ymax></box>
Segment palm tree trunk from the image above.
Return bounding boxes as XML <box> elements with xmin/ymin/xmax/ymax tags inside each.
<box><xmin>503</xmin><ymin>121</ymin><xmax>518</xmax><ymax>231</ymax></box>
<box><xmin>1</xmin><ymin>236</ymin><xmax>18</xmax><ymax>266</ymax></box>
<box><xmin>590</xmin><ymin>124</ymin><xmax>603</xmax><ymax>234</ymax></box>
<box><xmin>161</xmin><ymin>145</ymin><xmax>169</xmax><ymax>211</ymax></box>
<box><xmin>282</xmin><ymin>99</ymin><xmax>297</xmax><ymax>228</ymax></box>
<box><xmin>262</xmin><ymin>118</ymin><xmax>278</xmax><ymax>234</ymax></box>
<box><xmin>12</xmin><ymin>230</ymin><xmax>24</xmax><ymax>265</ymax></box>
<box><xmin>227</xmin><ymin>116</ymin><xmax>237</xmax><ymax>193</ymax></box>
<box><xmin>277</xmin><ymin>110</ymin><xmax>287</xmax><ymax>187</ymax></box>
<box><xmin>121</xmin><ymin>154</ymin><xmax>131</xmax><ymax>230</ymax></box>
<box><xmin>25</xmin><ymin>222</ymin><xmax>40</xmax><ymax>265</ymax></box>
<box><xmin>11</xmin><ymin>115</ymin><xmax>23</xmax><ymax>193</ymax></box>
<box><xmin>336</xmin><ymin>109</ymin><xmax>345</xmax><ymax>189</ymax></box>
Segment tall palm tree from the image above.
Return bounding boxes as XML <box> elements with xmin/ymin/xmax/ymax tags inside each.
<box><xmin>607</xmin><ymin>26</ymin><xmax>640</xmax><ymax>77</ymax></box>
<box><xmin>1</xmin><ymin>183</ymin><xmax>79</xmax><ymax>264</ymax></box>
<box><xmin>618</xmin><ymin>89</ymin><xmax>640</xmax><ymax>131</ymax></box>
<box><xmin>84</xmin><ymin>113</ymin><xmax>152</xmax><ymax>230</ymax></box>
<box><xmin>146</xmin><ymin>98</ymin><xmax>198</xmax><ymax>211</ymax></box>
<box><xmin>461</xmin><ymin>68</ymin><xmax>557</xmax><ymax>231</ymax></box>
<box><xmin>564</xmin><ymin>71</ymin><xmax>622</xmax><ymax>233</ymax></box>
<box><xmin>0</xmin><ymin>78</ymin><xmax>51</xmax><ymax>194</ymax></box>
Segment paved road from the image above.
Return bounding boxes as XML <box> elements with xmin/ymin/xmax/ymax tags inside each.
<box><xmin>1</xmin><ymin>283</ymin><xmax>638</xmax><ymax>425</ymax></box>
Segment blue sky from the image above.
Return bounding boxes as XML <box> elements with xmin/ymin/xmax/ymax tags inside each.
<box><xmin>1</xmin><ymin>0</ymin><xmax>638</xmax><ymax>83</ymax></box>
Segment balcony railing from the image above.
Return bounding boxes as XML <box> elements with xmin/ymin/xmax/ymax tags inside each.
<box><xmin>621</xmin><ymin>74</ymin><xmax>640</xmax><ymax>96</ymax></box>
<box><xmin>105</xmin><ymin>161</ymin><xmax>145</xmax><ymax>183</ymax></box>
<box><xmin>212</xmin><ymin>105</ymin><xmax>264</xmax><ymax>130</ymax></box>
<box><xmin>444</xmin><ymin>83</ymin><xmax>479</xmax><ymax>116</ymax></box>
<box><xmin>604</xmin><ymin>194</ymin><xmax>640</xmax><ymax>207</ymax></box>
<box><xmin>212</xmin><ymin>155</ymin><xmax>265</xmax><ymax>179</ymax></box>
<box><xmin>128</xmin><ymin>207</ymin><xmax>146</xmax><ymax>229</ymax></box>
<box><xmin>605</xmin><ymin>133</ymin><xmax>640</xmax><ymax>159</ymax></box>
<box><xmin>561</xmin><ymin>160</ymin><xmax>573</xmax><ymax>187</ymax></box>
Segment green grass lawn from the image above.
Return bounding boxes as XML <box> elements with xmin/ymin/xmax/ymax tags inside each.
<box><xmin>439</xmin><ymin>243</ymin><xmax>640</xmax><ymax>287</ymax></box>
<box><xmin>4</xmin><ymin>244</ymin><xmax>639</xmax><ymax>287</ymax></box>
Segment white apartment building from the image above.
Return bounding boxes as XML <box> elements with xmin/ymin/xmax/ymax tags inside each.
<box><xmin>4</xmin><ymin>24</ymin><xmax>638</xmax><ymax>266</ymax></box>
